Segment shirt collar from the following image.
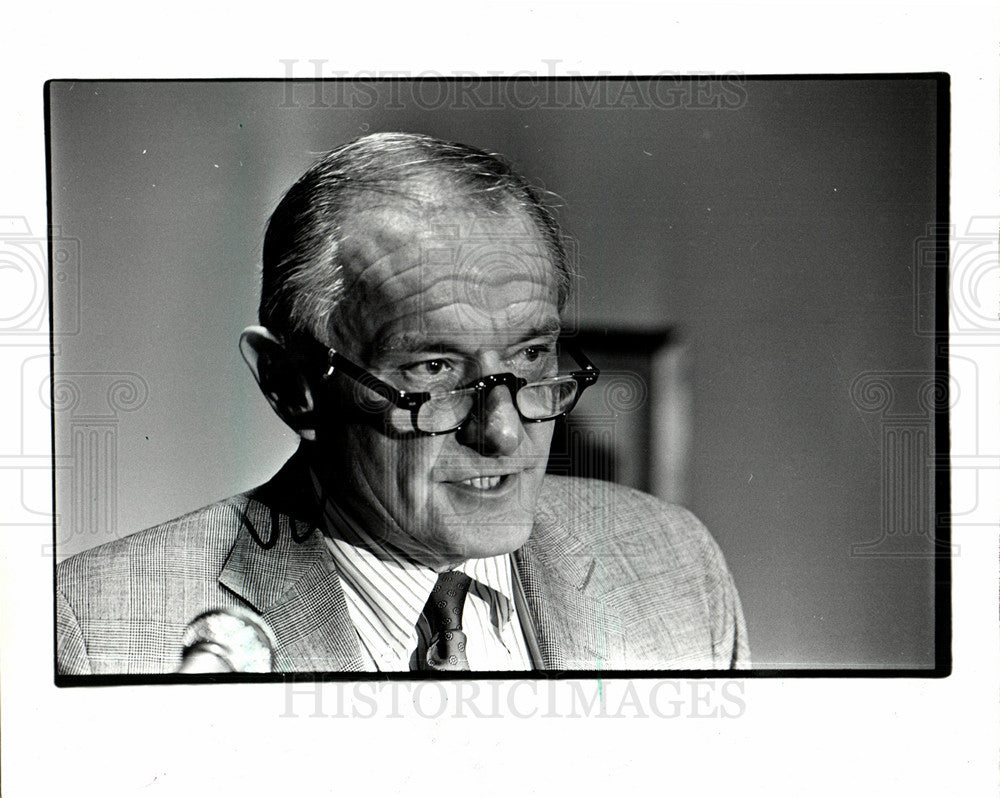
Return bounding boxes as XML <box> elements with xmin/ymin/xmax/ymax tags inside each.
<box><xmin>308</xmin><ymin>468</ymin><xmax>517</xmax><ymax>662</ymax></box>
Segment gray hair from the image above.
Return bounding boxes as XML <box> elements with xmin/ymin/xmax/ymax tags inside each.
<box><xmin>260</xmin><ymin>131</ymin><xmax>572</xmax><ymax>349</ymax></box>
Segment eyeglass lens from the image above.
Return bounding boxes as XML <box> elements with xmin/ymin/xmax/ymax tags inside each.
<box><xmin>389</xmin><ymin>376</ymin><xmax>581</xmax><ymax>434</ymax></box>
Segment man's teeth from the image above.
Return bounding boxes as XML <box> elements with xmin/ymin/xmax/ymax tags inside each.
<box><xmin>461</xmin><ymin>475</ymin><xmax>502</xmax><ymax>490</ymax></box>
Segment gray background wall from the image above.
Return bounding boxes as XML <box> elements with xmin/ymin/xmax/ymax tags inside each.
<box><xmin>49</xmin><ymin>78</ymin><xmax>940</xmax><ymax>669</ymax></box>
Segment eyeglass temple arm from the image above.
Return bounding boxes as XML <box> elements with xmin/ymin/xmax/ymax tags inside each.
<box><xmin>325</xmin><ymin>349</ymin><xmax>428</xmax><ymax>410</ymax></box>
<box><xmin>561</xmin><ymin>342</ymin><xmax>600</xmax><ymax>382</ymax></box>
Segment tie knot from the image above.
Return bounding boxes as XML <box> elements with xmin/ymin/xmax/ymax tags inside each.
<box><xmin>424</xmin><ymin>570</ymin><xmax>472</xmax><ymax>633</ymax></box>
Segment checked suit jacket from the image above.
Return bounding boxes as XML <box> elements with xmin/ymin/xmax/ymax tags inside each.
<box><xmin>56</xmin><ymin>453</ymin><xmax>749</xmax><ymax>675</ymax></box>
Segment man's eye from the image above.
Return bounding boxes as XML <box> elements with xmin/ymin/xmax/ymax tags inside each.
<box><xmin>400</xmin><ymin>359</ymin><xmax>455</xmax><ymax>379</ymax></box>
<box><xmin>418</xmin><ymin>359</ymin><xmax>451</xmax><ymax>375</ymax></box>
<box><xmin>522</xmin><ymin>344</ymin><xmax>552</xmax><ymax>363</ymax></box>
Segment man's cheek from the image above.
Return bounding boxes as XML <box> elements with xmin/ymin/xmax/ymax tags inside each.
<box><xmin>406</xmin><ymin>443</ymin><xmax>443</xmax><ymax>500</ymax></box>
<box><xmin>528</xmin><ymin>423</ymin><xmax>556</xmax><ymax>460</ymax></box>
<box><xmin>344</xmin><ymin>431</ymin><xmax>399</xmax><ymax>513</ymax></box>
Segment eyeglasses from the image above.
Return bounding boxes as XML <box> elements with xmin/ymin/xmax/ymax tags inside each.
<box><xmin>323</xmin><ymin>343</ymin><xmax>600</xmax><ymax>436</ymax></box>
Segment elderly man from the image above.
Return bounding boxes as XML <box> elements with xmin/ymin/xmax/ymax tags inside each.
<box><xmin>56</xmin><ymin>132</ymin><xmax>749</xmax><ymax>674</ymax></box>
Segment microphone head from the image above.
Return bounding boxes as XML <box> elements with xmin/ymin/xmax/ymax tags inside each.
<box><xmin>179</xmin><ymin>607</ymin><xmax>277</xmax><ymax>673</ymax></box>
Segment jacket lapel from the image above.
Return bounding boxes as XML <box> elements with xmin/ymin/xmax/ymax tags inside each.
<box><xmin>217</xmin><ymin>455</ymin><xmax>365</xmax><ymax>672</ymax></box>
<box><xmin>515</xmin><ymin>521</ymin><xmax>626</xmax><ymax>671</ymax></box>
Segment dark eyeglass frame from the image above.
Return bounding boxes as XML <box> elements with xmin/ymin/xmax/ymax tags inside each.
<box><xmin>322</xmin><ymin>343</ymin><xmax>600</xmax><ymax>436</ymax></box>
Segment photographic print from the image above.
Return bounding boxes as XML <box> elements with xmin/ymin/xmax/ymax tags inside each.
<box><xmin>47</xmin><ymin>76</ymin><xmax>948</xmax><ymax>681</ymax></box>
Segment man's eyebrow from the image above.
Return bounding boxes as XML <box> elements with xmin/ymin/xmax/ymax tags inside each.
<box><xmin>527</xmin><ymin>316</ymin><xmax>563</xmax><ymax>339</ymax></box>
<box><xmin>373</xmin><ymin>333</ymin><xmax>460</xmax><ymax>357</ymax></box>
<box><xmin>374</xmin><ymin>317</ymin><xmax>562</xmax><ymax>358</ymax></box>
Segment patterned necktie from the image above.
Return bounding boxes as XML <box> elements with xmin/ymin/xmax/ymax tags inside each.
<box><xmin>418</xmin><ymin>570</ymin><xmax>472</xmax><ymax>671</ymax></box>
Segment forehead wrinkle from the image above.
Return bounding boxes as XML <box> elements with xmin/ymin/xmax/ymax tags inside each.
<box><xmin>338</xmin><ymin>233</ymin><xmax>423</xmax><ymax>295</ymax></box>
<box><xmin>344</xmin><ymin>246</ymin><xmax>556</xmax><ymax>320</ymax></box>
<box><xmin>360</xmin><ymin>267</ymin><xmax>559</xmax><ymax>358</ymax></box>
<box><xmin>383</xmin><ymin>287</ymin><xmax>558</xmax><ymax>333</ymax></box>
<box><xmin>408</xmin><ymin>272</ymin><xmax>548</xmax><ymax>310</ymax></box>
<box><xmin>349</xmin><ymin>256</ymin><xmax>430</xmax><ymax>305</ymax></box>
<box><xmin>371</xmin><ymin>305</ymin><xmax>502</xmax><ymax>351</ymax></box>
<box><xmin>373</xmin><ymin>309</ymin><xmax>562</xmax><ymax>357</ymax></box>
<box><xmin>339</xmin><ymin>197</ymin><xmax>552</xmax><ymax>279</ymax></box>
<box><xmin>348</xmin><ymin>239</ymin><xmax>551</xmax><ymax>297</ymax></box>
<box><xmin>333</xmin><ymin>201</ymin><xmax>560</xmax><ymax>362</ymax></box>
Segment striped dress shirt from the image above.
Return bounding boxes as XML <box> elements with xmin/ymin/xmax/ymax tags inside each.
<box><xmin>310</xmin><ymin>472</ymin><xmax>534</xmax><ymax>672</ymax></box>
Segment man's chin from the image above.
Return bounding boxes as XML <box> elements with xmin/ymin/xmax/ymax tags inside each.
<box><xmin>430</xmin><ymin>518</ymin><xmax>535</xmax><ymax>564</ymax></box>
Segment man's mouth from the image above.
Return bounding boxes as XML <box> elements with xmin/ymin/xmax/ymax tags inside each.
<box><xmin>458</xmin><ymin>475</ymin><xmax>505</xmax><ymax>490</ymax></box>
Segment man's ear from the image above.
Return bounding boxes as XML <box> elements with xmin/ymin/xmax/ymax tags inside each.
<box><xmin>239</xmin><ymin>326</ymin><xmax>319</xmax><ymax>441</ymax></box>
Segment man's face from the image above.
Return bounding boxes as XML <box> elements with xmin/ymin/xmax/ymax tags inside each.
<box><xmin>312</xmin><ymin>197</ymin><xmax>561</xmax><ymax>569</ymax></box>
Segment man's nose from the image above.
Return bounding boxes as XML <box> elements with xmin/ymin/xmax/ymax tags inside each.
<box><xmin>455</xmin><ymin>384</ymin><xmax>524</xmax><ymax>456</ymax></box>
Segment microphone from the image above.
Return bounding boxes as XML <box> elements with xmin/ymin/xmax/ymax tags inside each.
<box><xmin>177</xmin><ymin>607</ymin><xmax>277</xmax><ymax>673</ymax></box>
